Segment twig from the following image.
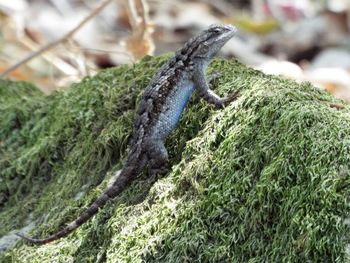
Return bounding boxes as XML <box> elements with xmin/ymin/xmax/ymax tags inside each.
<box><xmin>19</xmin><ymin>36</ymin><xmax>79</xmax><ymax>76</ymax></box>
<box><xmin>0</xmin><ymin>0</ymin><xmax>114</xmax><ymax>78</ymax></box>
<box><xmin>124</xmin><ymin>0</ymin><xmax>154</xmax><ymax>60</ymax></box>
<box><xmin>201</xmin><ymin>0</ymin><xmax>233</xmax><ymax>17</ymax></box>
<box><xmin>82</xmin><ymin>47</ymin><xmax>135</xmax><ymax>61</ymax></box>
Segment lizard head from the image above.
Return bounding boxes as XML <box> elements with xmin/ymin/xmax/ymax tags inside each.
<box><xmin>191</xmin><ymin>24</ymin><xmax>236</xmax><ymax>60</ymax></box>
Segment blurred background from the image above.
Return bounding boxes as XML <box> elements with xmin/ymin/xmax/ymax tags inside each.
<box><xmin>0</xmin><ymin>0</ymin><xmax>349</xmax><ymax>101</ymax></box>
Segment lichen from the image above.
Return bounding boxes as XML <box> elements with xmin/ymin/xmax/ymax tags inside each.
<box><xmin>1</xmin><ymin>55</ymin><xmax>350</xmax><ymax>262</ymax></box>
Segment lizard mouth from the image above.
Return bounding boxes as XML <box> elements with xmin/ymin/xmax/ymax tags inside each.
<box><xmin>224</xmin><ymin>24</ymin><xmax>237</xmax><ymax>32</ymax></box>
<box><xmin>219</xmin><ymin>25</ymin><xmax>237</xmax><ymax>41</ymax></box>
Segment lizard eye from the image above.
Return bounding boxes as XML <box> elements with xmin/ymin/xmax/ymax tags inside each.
<box><xmin>209</xmin><ymin>27</ymin><xmax>222</xmax><ymax>34</ymax></box>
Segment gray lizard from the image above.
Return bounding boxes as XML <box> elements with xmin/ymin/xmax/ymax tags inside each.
<box><xmin>17</xmin><ymin>24</ymin><xmax>238</xmax><ymax>244</ymax></box>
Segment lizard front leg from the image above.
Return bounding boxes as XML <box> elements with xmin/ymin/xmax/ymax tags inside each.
<box><xmin>193</xmin><ymin>69</ymin><xmax>239</xmax><ymax>109</ymax></box>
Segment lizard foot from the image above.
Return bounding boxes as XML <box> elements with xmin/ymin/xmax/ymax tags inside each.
<box><xmin>222</xmin><ymin>90</ymin><xmax>240</xmax><ymax>106</ymax></box>
<box><xmin>150</xmin><ymin>165</ymin><xmax>170</xmax><ymax>183</ymax></box>
<box><xmin>207</xmin><ymin>72</ymin><xmax>222</xmax><ymax>86</ymax></box>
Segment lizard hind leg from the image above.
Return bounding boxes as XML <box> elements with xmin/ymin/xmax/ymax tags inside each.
<box><xmin>145</xmin><ymin>139</ymin><xmax>170</xmax><ymax>182</ymax></box>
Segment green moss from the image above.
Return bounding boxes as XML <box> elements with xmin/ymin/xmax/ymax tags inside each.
<box><xmin>1</xmin><ymin>55</ymin><xmax>350</xmax><ymax>262</ymax></box>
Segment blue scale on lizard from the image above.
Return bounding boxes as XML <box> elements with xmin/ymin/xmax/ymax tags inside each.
<box><xmin>152</xmin><ymin>81</ymin><xmax>194</xmax><ymax>139</ymax></box>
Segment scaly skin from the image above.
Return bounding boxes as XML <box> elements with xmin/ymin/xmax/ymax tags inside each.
<box><xmin>17</xmin><ymin>24</ymin><xmax>239</xmax><ymax>245</ymax></box>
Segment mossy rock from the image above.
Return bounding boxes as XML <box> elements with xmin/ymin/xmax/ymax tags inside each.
<box><xmin>1</xmin><ymin>55</ymin><xmax>350</xmax><ymax>262</ymax></box>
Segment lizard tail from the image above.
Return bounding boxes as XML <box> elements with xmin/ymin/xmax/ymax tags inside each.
<box><xmin>17</xmin><ymin>157</ymin><xmax>146</xmax><ymax>245</ymax></box>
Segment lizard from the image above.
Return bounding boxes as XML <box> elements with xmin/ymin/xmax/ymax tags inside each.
<box><xmin>17</xmin><ymin>24</ymin><xmax>239</xmax><ymax>245</ymax></box>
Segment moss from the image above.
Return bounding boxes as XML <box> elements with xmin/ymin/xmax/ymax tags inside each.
<box><xmin>1</xmin><ymin>55</ymin><xmax>350</xmax><ymax>262</ymax></box>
